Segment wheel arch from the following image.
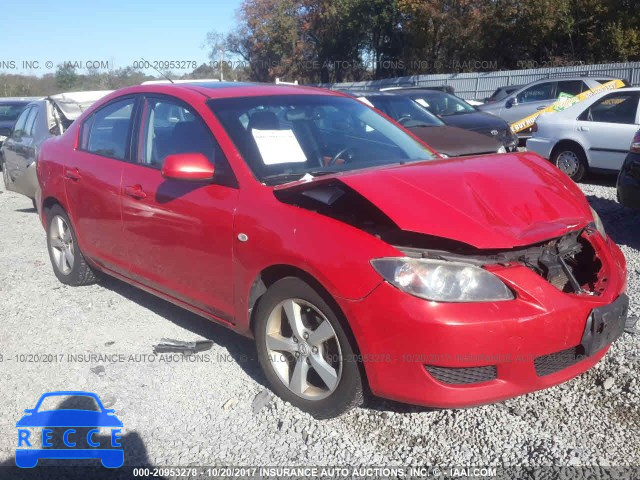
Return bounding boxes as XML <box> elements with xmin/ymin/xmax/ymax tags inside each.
<box><xmin>550</xmin><ymin>139</ymin><xmax>590</xmax><ymax>166</ymax></box>
<box><xmin>247</xmin><ymin>263</ymin><xmax>371</xmax><ymax>394</ymax></box>
<box><xmin>248</xmin><ymin>265</ymin><xmax>365</xmax><ymax>351</ymax></box>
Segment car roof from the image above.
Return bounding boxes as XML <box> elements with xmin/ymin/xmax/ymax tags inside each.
<box><xmin>391</xmin><ymin>89</ymin><xmax>451</xmax><ymax>97</ymax></box>
<box><xmin>112</xmin><ymin>82</ymin><xmax>339</xmax><ymax>100</ymax></box>
<box><xmin>339</xmin><ymin>90</ymin><xmax>395</xmax><ymax>98</ymax></box>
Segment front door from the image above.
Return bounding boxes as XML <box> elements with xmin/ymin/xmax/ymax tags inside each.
<box><xmin>120</xmin><ymin>95</ymin><xmax>238</xmax><ymax>322</ymax></box>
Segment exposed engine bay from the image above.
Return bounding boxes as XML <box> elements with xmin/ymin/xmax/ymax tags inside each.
<box><xmin>275</xmin><ymin>181</ymin><xmax>606</xmax><ymax>296</ymax></box>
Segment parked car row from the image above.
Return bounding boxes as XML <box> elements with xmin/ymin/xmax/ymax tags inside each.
<box><xmin>0</xmin><ymin>97</ymin><xmax>36</xmax><ymax>160</ymax></box>
<box><xmin>1</xmin><ymin>91</ymin><xmax>111</xmax><ymax>206</ymax></box>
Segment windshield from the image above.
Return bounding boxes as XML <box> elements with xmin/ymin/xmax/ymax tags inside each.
<box><xmin>364</xmin><ymin>96</ymin><xmax>444</xmax><ymax>127</ymax></box>
<box><xmin>0</xmin><ymin>102</ymin><xmax>30</xmax><ymax>122</ymax></box>
<box><xmin>410</xmin><ymin>93</ymin><xmax>476</xmax><ymax>116</ymax></box>
<box><xmin>209</xmin><ymin>95</ymin><xmax>436</xmax><ymax>185</ymax></box>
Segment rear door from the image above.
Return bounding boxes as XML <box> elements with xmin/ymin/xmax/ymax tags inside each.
<box><xmin>64</xmin><ymin>96</ymin><xmax>139</xmax><ymax>274</ymax></box>
<box><xmin>120</xmin><ymin>94</ymin><xmax>239</xmax><ymax>322</ymax></box>
<box><xmin>576</xmin><ymin>91</ymin><xmax>640</xmax><ymax>170</ymax></box>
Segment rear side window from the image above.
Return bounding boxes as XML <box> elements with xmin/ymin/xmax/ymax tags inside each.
<box><xmin>12</xmin><ymin>107</ymin><xmax>31</xmax><ymax>137</ymax></box>
<box><xmin>83</xmin><ymin>98</ymin><xmax>136</xmax><ymax>160</ymax></box>
<box><xmin>556</xmin><ymin>80</ymin><xmax>588</xmax><ymax>97</ymax></box>
<box><xmin>24</xmin><ymin>107</ymin><xmax>38</xmax><ymax>136</ymax></box>
<box><xmin>580</xmin><ymin>93</ymin><xmax>640</xmax><ymax>124</ymax></box>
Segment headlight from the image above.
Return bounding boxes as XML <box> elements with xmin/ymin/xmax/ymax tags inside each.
<box><xmin>497</xmin><ymin>146</ymin><xmax>507</xmax><ymax>154</ymax></box>
<box><xmin>590</xmin><ymin>207</ymin><xmax>607</xmax><ymax>239</ymax></box>
<box><xmin>371</xmin><ymin>258</ymin><xmax>514</xmax><ymax>302</ymax></box>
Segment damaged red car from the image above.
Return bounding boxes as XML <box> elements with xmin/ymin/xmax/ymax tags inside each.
<box><xmin>36</xmin><ymin>83</ymin><xmax>629</xmax><ymax>418</ymax></box>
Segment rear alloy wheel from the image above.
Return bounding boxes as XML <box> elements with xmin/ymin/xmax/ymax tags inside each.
<box><xmin>254</xmin><ymin>277</ymin><xmax>363</xmax><ymax>418</ymax></box>
<box><xmin>46</xmin><ymin>205</ymin><xmax>98</xmax><ymax>286</ymax></box>
<box><xmin>552</xmin><ymin>145</ymin><xmax>587</xmax><ymax>182</ymax></box>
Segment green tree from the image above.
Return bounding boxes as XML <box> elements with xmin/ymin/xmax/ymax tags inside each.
<box><xmin>55</xmin><ymin>63</ymin><xmax>78</xmax><ymax>90</ymax></box>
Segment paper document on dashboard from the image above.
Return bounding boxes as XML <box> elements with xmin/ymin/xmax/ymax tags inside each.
<box><xmin>252</xmin><ymin>129</ymin><xmax>307</xmax><ymax>165</ymax></box>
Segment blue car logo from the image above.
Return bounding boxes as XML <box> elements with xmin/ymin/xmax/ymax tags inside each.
<box><xmin>15</xmin><ymin>391</ymin><xmax>124</xmax><ymax>468</ymax></box>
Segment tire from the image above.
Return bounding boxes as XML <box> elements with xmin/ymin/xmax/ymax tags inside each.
<box><xmin>254</xmin><ymin>277</ymin><xmax>363</xmax><ymax>418</ymax></box>
<box><xmin>46</xmin><ymin>204</ymin><xmax>98</xmax><ymax>286</ymax></box>
<box><xmin>552</xmin><ymin>144</ymin><xmax>587</xmax><ymax>182</ymax></box>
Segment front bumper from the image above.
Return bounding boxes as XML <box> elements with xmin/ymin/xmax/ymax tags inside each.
<box><xmin>526</xmin><ymin>137</ymin><xmax>555</xmax><ymax>160</ymax></box>
<box><xmin>339</xmin><ymin>234</ymin><xmax>627</xmax><ymax>408</ymax></box>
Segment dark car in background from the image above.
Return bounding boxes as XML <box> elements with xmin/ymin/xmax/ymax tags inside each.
<box><xmin>2</xmin><ymin>91</ymin><xmax>110</xmax><ymax>206</ymax></box>
<box><xmin>385</xmin><ymin>88</ymin><xmax>519</xmax><ymax>151</ymax></box>
<box><xmin>0</xmin><ymin>98</ymin><xmax>35</xmax><ymax>169</ymax></box>
<box><xmin>617</xmin><ymin>130</ymin><xmax>640</xmax><ymax>210</ymax></box>
<box><xmin>345</xmin><ymin>91</ymin><xmax>505</xmax><ymax>157</ymax></box>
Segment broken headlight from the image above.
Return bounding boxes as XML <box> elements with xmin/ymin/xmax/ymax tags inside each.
<box><xmin>371</xmin><ymin>258</ymin><xmax>514</xmax><ymax>302</ymax></box>
<box><xmin>589</xmin><ymin>207</ymin><xmax>607</xmax><ymax>239</ymax></box>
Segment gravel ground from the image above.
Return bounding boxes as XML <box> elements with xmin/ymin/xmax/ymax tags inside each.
<box><xmin>0</xmin><ymin>174</ymin><xmax>638</xmax><ymax>472</ymax></box>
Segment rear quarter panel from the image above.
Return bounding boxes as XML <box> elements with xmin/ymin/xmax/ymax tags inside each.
<box><xmin>37</xmin><ymin>135</ymin><xmax>71</xmax><ymax>228</ymax></box>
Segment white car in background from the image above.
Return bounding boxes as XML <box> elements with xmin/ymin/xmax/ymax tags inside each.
<box><xmin>527</xmin><ymin>87</ymin><xmax>640</xmax><ymax>181</ymax></box>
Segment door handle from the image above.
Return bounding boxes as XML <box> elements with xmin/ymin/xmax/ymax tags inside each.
<box><xmin>124</xmin><ymin>184</ymin><xmax>147</xmax><ymax>200</ymax></box>
<box><xmin>578</xmin><ymin>126</ymin><xmax>590</xmax><ymax>132</ymax></box>
<box><xmin>65</xmin><ymin>168</ymin><xmax>81</xmax><ymax>180</ymax></box>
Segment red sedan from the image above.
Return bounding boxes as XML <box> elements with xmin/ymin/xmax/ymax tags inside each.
<box><xmin>36</xmin><ymin>82</ymin><xmax>629</xmax><ymax>418</ymax></box>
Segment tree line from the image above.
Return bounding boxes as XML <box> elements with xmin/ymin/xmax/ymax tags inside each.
<box><xmin>208</xmin><ymin>0</ymin><xmax>640</xmax><ymax>83</ymax></box>
<box><xmin>2</xmin><ymin>0</ymin><xmax>638</xmax><ymax>97</ymax></box>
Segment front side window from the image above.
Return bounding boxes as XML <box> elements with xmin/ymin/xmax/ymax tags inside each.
<box><xmin>580</xmin><ymin>93</ymin><xmax>639</xmax><ymax>124</ymax></box>
<box><xmin>84</xmin><ymin>98</ymin><xmax>135</xmax><ymax>160</ymax></box>
<box><xmin>516</xmin><ymin>82</ymin><xmax>554</xmax><ymax>103</ymax></box>
<box><xmin>209</xmin><ymin>94</ymin><xmax>436</xmax><ymax>185</ymax></box>
<box><xmin>139</xmin><ymin>97</ymin><xmax>215</xmax><ymax>168</ymax></box>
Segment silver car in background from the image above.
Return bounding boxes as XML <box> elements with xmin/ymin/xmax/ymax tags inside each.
<box><xmin>478</xmin><ymin>76</ymin><xmax>626</xmax><ymax>138</ymax></box>
<box><xmin>526</xmin><ymin>87</ymin><xmax>640</xmax><ymax>181</ymax></box>
<box><xmin>1</xmin><ymin>90</ymin><xmax>111</xmax><ymax>206</ymax></box>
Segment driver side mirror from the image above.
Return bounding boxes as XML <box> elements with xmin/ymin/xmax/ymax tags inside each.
<box><xmin>505</xmin><ymin>98</ymin><xmax>517</xmax><ymax>108</ymax></box>
<box><xmin>161</xmin><ymin>153</ymin><xmax>215</xmax><ymax>181</ymax></box>
<box><xmin>0</xmin><ymin>127</ymin><xmax>12</xmax><ymax>137</ymax></box>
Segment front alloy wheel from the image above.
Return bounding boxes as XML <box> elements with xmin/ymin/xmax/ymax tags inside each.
<box><xmin>254</xmin><ymin>277</ymin><xmax>363</xmax><ymax>418</ymax></box>
<box><xmin>265</xmin><ymin>298</ymin><xmax>342</xmax><ymax>400</ymax></box>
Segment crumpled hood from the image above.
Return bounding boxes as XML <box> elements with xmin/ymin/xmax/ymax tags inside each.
<box><xmin>276</xmin><ymin>152</ymin><xmax>593</xmax><ymax>249</ymax></box>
